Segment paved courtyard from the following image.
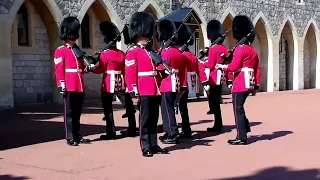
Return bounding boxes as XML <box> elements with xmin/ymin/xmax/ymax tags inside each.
<box><xmin>0</xmin><ymin>90</ymin><xmax>320</xmax><ymax>180</ymax></box>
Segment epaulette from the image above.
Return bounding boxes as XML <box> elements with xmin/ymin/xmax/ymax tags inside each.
<box><xmin>57</xmin><ymin>45</ymin><xmax>65</xmax><ymax>49</ymax></box>
<box><xmin>128</xmin><ymin>46</ymin><xmax>137</xmax><ymax>51</ymax></box>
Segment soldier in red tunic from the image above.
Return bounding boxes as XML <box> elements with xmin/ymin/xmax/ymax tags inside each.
<box><xmin>125</xmin><ymin>12</ymin><xmax>169</xmax><ymax>157</ymax></box>
<box><xmin>156</xmin><ymin>20</ymin><xmax>187</xmax><ymax>144</ymax></box>
<box><xmin>216</xmin><ymin>15</ymin><xmax>261</xmax><ymax>145</ymax></box>
<box><xmin>91</xmin><ymin>21</ymin><xmax>137</xmax><ymax>140</ymax></box>
<box><xmin>173</xmin><ymin>22</ymin><xmax>205</xmax><ymax>138</ymax></box>
<box><xmin>202</xmin><ymin>20</ymin><xmax>229</xmax><ymax>133</ymax></box>
<box><xmin>54</xmin><ymin>17</ymin><xmax>91</xmax><ymax>146</ymax></box>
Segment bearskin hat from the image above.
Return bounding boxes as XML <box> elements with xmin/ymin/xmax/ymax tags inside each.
<box><xmin>174</xmin><ymin>22</ymin><xmax>194</xmax><ymax>45</ymax></box>
<box><xmin>128</xmin><ymin>11</ymin><xmax>155</xmax><ymax>42</ymax></box>
<box><xmin>232</xmin><ymin>15</ymin><xmax>256</xmax><ymax>43</ymax></box>
<box><xmin>99</xmin><ymin>21</ymin><xmax>121</xmax><ymax>43</ymax></box>
<box><xmin>59</xmin><ymin>16</ymin><xmax>80</xmax><ymax>41</ymax></box>
<box><xmin>156</xmin><ymin>19</ymin><xmax>177</xmax><ymax>42</ymax></box>
<box><xmin>206</xmin><ymin>19</ymin><xmax>225</xmax><ymax>43</ymax></box>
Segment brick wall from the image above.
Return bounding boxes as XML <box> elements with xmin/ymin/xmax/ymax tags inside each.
<box><xmin>11</xmin><ymin>12</ymin><xmax>53</xmax><ymax>104</ymax></box>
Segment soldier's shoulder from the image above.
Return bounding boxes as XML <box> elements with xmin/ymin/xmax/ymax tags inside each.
<box><xmin>56</xmin><ymin>45</ymin><xmax>65</xmax><ymax>50</ymax></box>
<box><xmin>128</xmin><ymin>45</ymin><xmax>138</xmax><ymax>51</ymax></box>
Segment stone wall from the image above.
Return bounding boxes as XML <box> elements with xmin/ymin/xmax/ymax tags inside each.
<box><xmin>11</xmin><ymin>3</ymin><xmax>52</xmax><ymax>104</ymax></box>
<box><xmin>81</xmin><ymin>10</ymin><xmax>104</xmax><ymax>100</ymax></box>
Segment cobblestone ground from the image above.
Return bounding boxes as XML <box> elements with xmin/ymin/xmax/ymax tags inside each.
<box><xmin>1</xmin><ymin>90</ymin><xmax>320</xmax><ymax>180</ymax></box>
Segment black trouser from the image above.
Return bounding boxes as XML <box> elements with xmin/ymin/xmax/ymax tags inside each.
<box><xmin>161</xmin><ymin>92</ymin><xmax>179</xmax><ymax>136</ymax></box>
<box><xmin>101</xmin><ymin>92</ymin><xmax>116</xmax><ymax>136</ymax></box>
<box><xmin>139</xmin><ymin>96</ymin><xmax>161</xmax><ymax>150</ymax></box>
<box><xmin>116</xmin><ymin>91</ymin><xmax>136</xmax><ymax>115</ymax></box>
<box><xmin>116</xmin><ymin>91</ymin><xmax>136</xmax><ymax>128</ymax></box>
<box><xmin>232</xmin><ymin>91</ymin><xmax>251</xmax><ymax>140</ymax></box>
<box><xmin>63</xmin><ymin>92</ymin><xmax>84</xmax><ymax>140</ymax></box>
<box><xmin>178</xmin><ymin>91</ymin><xmax>191</xmax><ymax>133</ymax></box>
<box><xmin>209</xmin><ymin>85</ymin><xmax>223</xmax><ymax>127</ymax></box>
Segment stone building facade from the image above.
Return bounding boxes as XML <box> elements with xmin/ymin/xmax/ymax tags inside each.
<box><xmin>0</xmin><ymin>0</ymin><xmax>319</xmax><ymax>108</ymax></box>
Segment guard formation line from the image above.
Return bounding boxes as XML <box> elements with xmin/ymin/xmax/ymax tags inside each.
<box><xmin>53</xmin><ymin>11</ymin><xmax>261</xmax><ymax>157</ymax></box>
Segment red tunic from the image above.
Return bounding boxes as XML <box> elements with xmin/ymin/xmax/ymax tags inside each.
<box><xmin>54</xmin><ymin>44</ymin><xmax>87</xmax><ymax>92</ymax></box>
<box><xmin>226</xmin><ymin>45</ymin><xmax>261</xmax><ymax>93</ymax></box>
<box><xmin>158</xmin><ymin>47</ymin><xmax>186</xmax><ymax>92</ymax></box>
<box><xmin>204</xmin><ymin>44</ymin><xmax>229</xmax><ymax>85</ymax></box>
<box><xmin>92</xmin><ymin>49</ymin><xmax>125</xmax><ymax>93</ymax></box>
<box><xmin>182</xmin><ymin>51</ymin><xmax>207</xmax><ymax>89</ymax></box>
<box><xmin>124</xmin><ymin>45</ymin><xmax>161</xmax><ymax>96</ymax></box>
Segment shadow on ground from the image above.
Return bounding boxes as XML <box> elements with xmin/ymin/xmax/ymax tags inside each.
<box><xmin>166</xmin><ymin>122</ymin><xmax>263</xmax><ymax>151</ymax></box>
<box><xmin>0</xmin><ymin>102</ymin><xmax>127</xmax><ymax>151</ymax></box>
<box><xmin>210</xmin><ymin>166</ymin><xmax>320</xmax><ymax>180</ymax></box>
<box><xmin>0</xmin><ymin>175</ymin><xmax>30</xmax><ymax>180</ymax></box>
<box><xmin>249</xmin><ymin>131</ymin><xmax>293</xmax><ymax>144</ymax></box>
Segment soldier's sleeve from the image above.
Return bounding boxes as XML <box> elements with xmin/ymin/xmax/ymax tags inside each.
<box><xmin>255</xmin><ymin>58</ymin><xmax>261</xmax><ymax>85</ymax></box>
<box><xmin>91</xmin><ymin>54</ymin><xmax>105</xmax><ymax>74</ymax></box>
<box><xmin>180</xmin><ymin>56</ymin><xmax>188</xmax><ymax>88</ymax></box>
<box><xmin>197</xmin><ymin>57</ymin><xmax>209</xmax><ymax>84</ymax></box>
<box><xmin>125</xmin><ymin>49</ymin><xmax>138</xmax><ymax>96</ymax></box>
<box><xmin>204</xmin><ymin>47</ymin><xmax>217</xmax><ymax>69</ymax></box>
<box><xmin>226</xmin><ymin>47</ymin><xmax>243</xmax><ymax>72</ymax></box>
<box><xmin>53</xmin><ymin>48</ymin><xmax>65</xmax><ymax>87</ymax></box>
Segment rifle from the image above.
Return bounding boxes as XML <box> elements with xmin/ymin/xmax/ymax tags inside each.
<box><xmin>145</xmin><ymin>38</ymin><xmax>173</xmax><ymax>74</ymax></box>
<box><xmin>197</xmin><ymin>28</ymin><xmax>231</xmax><ymax>60</ymax></box>
<box><xmin>71</xmin><ymin>44</ymin><xmax>95</xmax><ymax>71</ymax></box>
<box><xmin>221</xmin><ymin>29</ymin><xmax>254</xmax><ymax>63</ymax></box>
<box><xmin>88</xmin><ymin>29</ymin><xmax>125</xmax><ymax>64</ymax></box>
<box><xmin>179</xmin><ymin>30</ymin><xmax>197</xmax><ymax>53</ymax></box>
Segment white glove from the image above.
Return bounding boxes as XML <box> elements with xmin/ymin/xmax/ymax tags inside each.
<box><xmin>59</xmin><ymin>80</ymin><xmax>66</xmax><ymax>94</ymax></box>
<box><xmin>228</xmin><ymin>84</ymin><xmax>232</xmax><ymax>89</ymax></box>
<box><xmin>165</xmin><ymin>70</ymin><xmax>170</xmax><ymax>74</ymax></box>
<box><xmin>215</xmin><ymin>64</ymin><xmax>228</xmax><ymax>69</ymax></box>
<box><xmin>204</xmin><ymin>85</ymin><xmax>210</xmax><ymax>91</ymax></box>
<box><xmin>133</xmin><ymin>85</ymin><xmax>139</xmax><ymax>96</ymax></box>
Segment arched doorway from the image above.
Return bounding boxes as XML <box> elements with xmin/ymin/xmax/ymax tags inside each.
<box><xmin>252</xmin><ymin>18</ymin><xmax>269</xmax><ymax>92</ymax></box>
<box><xmin>78</xmin><ymin>0</ymin><xmax>113</xmax><ymax>99</ymax></box>
<box><xmin>279</xmin><ymin>22</ymin><xmax>295</xmax><ymax>91</ymax></box>
<box><xmin>303</xmin><ymin>24</ymin><xmax>317</xmax><ymax>89</ymax></box>
<box><xmin>143</xmin><ymin>5</ymin><xmax>160</xmax><ymax>50</ymax></box>
<box><xmin>222</xmin><ymin>14</ymin><xmax>236</xmax><ymax>49</ymax></box>
<box><xmin>11</xmin><ymin>0</ymin><xmax>59</xmax><ymax>104</ymax></box>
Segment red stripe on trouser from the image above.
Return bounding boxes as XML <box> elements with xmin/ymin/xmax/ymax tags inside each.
<box><xmin>233</xmin><ymin>93</ymin><xmax>240</xmax><ymax>139</ymax></box>
<box><xmin>63</xmin><ymin>97</ymin><xmax>68</xmax><ymax>139</ymax></box>
<box><xmin>139</xmin><ymin>97</ymin><xmax>143</xmax><ymax>149</ymax></box>
<box><xmin>164</xmin><ymin>93</ymin><xmax>173</xmax><ymax>136</ymax></box>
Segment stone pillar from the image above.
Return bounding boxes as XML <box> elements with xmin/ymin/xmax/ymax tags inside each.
<box><xmin>266</xmin><ymin>35</ymin><xmax>274</xmax><ymax>92</ymax></box>
<box><xmin>316</xmin><ymin>37</ymin><xmax>320</xmax><ymax>88</ymax></box>
<box><xmin>271</xmin><ymin>35</ymin><xmax>280</xmax><ymax>91</ymax></box>
<box><xmin>296</xmin><ymin>37</ymin><xmax>304</xmax><ymax>90</ymax></box>
<box><xmin>0</xmin><ymin>20</ymin><xmax>14</xmax><ymax>108</ymax></box>
<box><xmin>294</xmin><ymin>37</ymin><xmax>303</xmax><ymax>90</ymax></box>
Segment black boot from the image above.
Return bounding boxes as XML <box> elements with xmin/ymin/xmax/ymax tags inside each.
<box><xmin>100</xmin><ymin>114</ymin><xmax>116</xmax><ymax>140</ymax></box>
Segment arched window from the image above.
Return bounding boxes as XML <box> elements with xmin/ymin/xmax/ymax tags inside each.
<box><xmin>81</xmin><ymin>13</ymin><xmax>91</xmax><ymax>48</ymax></box>
<box><xmin>17</xmin><ymin>3</ymin><xmax>29</xmax><ymax>46</ymax></box>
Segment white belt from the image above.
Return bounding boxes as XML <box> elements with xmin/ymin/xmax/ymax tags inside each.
<box><xmin>239</xmin><ymin>67</ymin><xmax>254</xmax><ymax>72</ymax></box>
<box><xmin>188</xmin><ymin>71</ymin><xmax>196</xmax><ymax>75</ymax></box>
<box><xmin>105</xmin><ymin>70</ymin><xmax>122</xmax><ymax>75</ymax></box>
<box><xmin>65</xmin><ymin>69</ymin><xmax>82</xmax><ymax>73</ymax></box>
<box><xmin>138</xmin><ymin>71</ymin><xmax>157</xmax><ymax>76</ymax></box>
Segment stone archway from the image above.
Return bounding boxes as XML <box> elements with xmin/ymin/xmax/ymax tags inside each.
<box><xmin>303</xmin><ymin>23</ymin><xmax>317</xmax><ymax>89</ymax></box>
<box><xmin>252</xmin><ymin>18</ymin><xmax>270</xmax><ymax>92</ymax></box>
<box><xmin>278</xmin><ymin>22</ymin><xmax>295</xmax><ymax>91</ymax></box>
<box><xmin>10</xmin><ymin>0</ymin><xmax>61</xmax><ymax>104</ymax></box>
<box><xmin>143</xmin><ymin>4</ymin><xmax>161</xmax><ymax>50</ymax></box>
<box><xmin>221</xmin><ymin>14</ymin><xmax>236</xmax><ymax>49</ymax></box>
<box><xmin>77</xmin><ymin>0</ymin><xmax>117</xmax><ymax>99</ymax></box>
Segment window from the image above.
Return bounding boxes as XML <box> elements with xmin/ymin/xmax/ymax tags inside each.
<box><xmin>81</xmin><ymin>13</ymin><xmax>91</xmax><ymax>48</ymax></box>
<box><xmin>17</xmin><ymin>3</ymin><xmax>29</xmax><ymax>46</ymax></box>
